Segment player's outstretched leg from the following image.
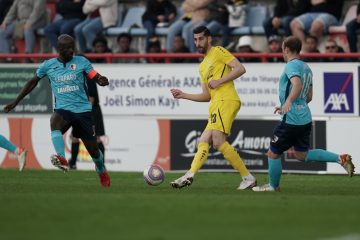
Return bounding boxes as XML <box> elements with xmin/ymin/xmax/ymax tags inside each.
<box><xmin>170</xmin><ymin>142</ymin><xmax>209</xmax><ymax>189</ymax></box>
<box><xmin>305</xmin><ymin>150</ymin><xmax>355</xmax><ymax>177</ymax></box>
<box><xmin>218</xmin><ymin>141</ymin><xmax>256</xmax><ymax>190</ymax></box>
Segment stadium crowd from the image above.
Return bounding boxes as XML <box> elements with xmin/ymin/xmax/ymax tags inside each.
<box><xmin>0</xmin><ymin>0</ymin><xmax>359</xmax><ymax>63</ymax></box>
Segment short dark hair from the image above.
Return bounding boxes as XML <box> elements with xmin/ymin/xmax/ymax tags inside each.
<box><xmin>305</xmin><ymin>35</ymin><xmax>318</xmax><ymax>43</ymax></box>
<box><xmin>92</xmin><ymin>36</ymin><xmax>108</xmax><ymax>47</ymax></box>
<box><xmin>283</xmin><ymin>36</ymin><xmax>302</xmax><ymax>54</ymax></box>
<box><xmin>117</xmin><ymin>33</ymin><xmax>132</xmax><ymax>42</ymax></box>
<box><xmin>193</xmin><ymin>26</ymin><xmax>211</xmax><ymax>36</ymax></box>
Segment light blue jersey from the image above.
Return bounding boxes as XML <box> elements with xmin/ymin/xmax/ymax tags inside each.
<box><xmin>279</xmin><ymin>59</ymin><xmax>312</xmax><ymax>125</ymax></box>
<box><xmin>36</xmin><ymin>56</ymin><xmax>93</xmax><ymax>113</ymax></box>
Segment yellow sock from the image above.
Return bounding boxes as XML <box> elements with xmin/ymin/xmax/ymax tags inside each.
<box><xmin>189</xmin><ymin>142</ymin><xmax>209</xmax><ymax>174</ymax></box>
<box><xmin>218</xmin><ymin>141</ymin><xmax>249</xmax><ymax>177</ymax></box>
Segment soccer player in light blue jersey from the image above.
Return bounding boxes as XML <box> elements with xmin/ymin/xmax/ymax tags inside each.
<box><xmin>253</xmin><ymin>36</ymin><xmax>355</xmax><ymax>192</ymax></box>
<box><xmin>4</xmin><ymin>34</ymin><xmax>110</xmax><ymax>187</ymax></box>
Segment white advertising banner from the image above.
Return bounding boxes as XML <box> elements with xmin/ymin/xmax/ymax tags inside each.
<box><xmin>29</xmin><ymin>117</ymin><xmax>169</xmax><ymax>171</ymax></box>
<box><xmin>96</xmin><ymin>63</ymin><xmax>359</xmax><ymax>117</ymax></box>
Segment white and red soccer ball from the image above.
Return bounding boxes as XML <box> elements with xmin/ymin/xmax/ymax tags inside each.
<box><xmin>143</xmin><ymin>164</ymin><xmax>165</xmax><ymax>186</ymax></box>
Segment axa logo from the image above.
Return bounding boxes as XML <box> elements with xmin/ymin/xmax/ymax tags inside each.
<box><xmin>324</xmin><ymin>93</ymin><xmax>349</xmax><ymax>111</ymax></box>
<box><xmin>323</xmin><ymin>73</ymin><xmax>353</xmax><ymax>113</ymax></box>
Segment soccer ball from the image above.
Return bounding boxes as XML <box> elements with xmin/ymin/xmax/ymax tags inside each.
<box><xmin>143</xmin><ymin>164</ymin><xmax>165</xmax><ymax>186</ymax></box>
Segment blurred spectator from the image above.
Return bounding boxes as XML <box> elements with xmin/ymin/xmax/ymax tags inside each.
<box><xmin>90</xmin><ymin>35</ymin><xmax>111</xmax><ymax>63</ymax></box>
<box><xmin>147</xmin><ymin>38</ymin><xmax>164</xmax><ymax>63</ymax></box>
<box><xmin>0</xmin><ymin>0</ymin><xmax>47</xmax><ymax>54</ymax></box>
<box><xmin>267</xmin><ymin>35</ymin><xmax>284</xmax><ymax>63</ymax></box>
<box><xmin>170</xmin><ymin>35</ymin><xmax>193</xmax><ymax>63</ymax></box>
<box><xmin>113</xmin><ymin>33</ymin><xmax>140</xmax><ymax>63</ymax></box>
<box><xmin>142</xmin><ymin>0</ymin><xmax>177</xmax><ymax>50</ymax></box>
<box><xmin>323</xmin><ymin>38</ymin><xmax>349</xmax><ymax>62</ymax></box>
<box><xmin>0</xmin><ymin>0</ymin><xmax>13</xmax><ymax>24</ymax></box>
<box><xmin>166</xmin><ymin>0</ymin><xmax>212</xmax><ymax>53</ymax></box>
<box><xmin>302</xmin><ymin>35</ymin><xmax>321</xmax><ymax>62</ymax></box>
<box><xmin>346</xmin><ymin>3</ymin><xmax>360</xmax><ymax>53</ymax></box>
<box><xmin>226</xmin><ymin>0</ymin><xmax>247</xmax><ymax>28</ymax></box>
<box><xmin>44</xmin><ymin>0</ymin><xmax>86</xmax><ymax>52</ymax></box>
<box><xmin>290</xmin><ymin>0</ymin><xmax>344</xmax><ymax>46</ymax></box>
<box><xmin>263</xmin><ymin>0</ymin><xmax>310</xmax><ymax>39</ymax></box>
<box><xmin>206</xmin><ymin>0</ymin><xmax>230</xmax><ymax>47</ymax></box>
<box><xmin>74</xmin><ymin>0</ymin><xmax>118</xmax><ymax>54</ymax></box>
<box><xmin>236</xmin><ymin>35</ymin><xmax>261</xmax><ymax>62</ymax></box>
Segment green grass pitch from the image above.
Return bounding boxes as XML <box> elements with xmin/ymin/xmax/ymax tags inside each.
<box><xmin>0</xmin><ymin>169</ymin><xmax>359</xmax><ymax>240</ymax></box>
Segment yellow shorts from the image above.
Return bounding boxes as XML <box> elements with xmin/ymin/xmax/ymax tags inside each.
<box><xmin>205</xmin><ymin>100</ymin><xmax>240</xmax><ymax>135</ymax></box>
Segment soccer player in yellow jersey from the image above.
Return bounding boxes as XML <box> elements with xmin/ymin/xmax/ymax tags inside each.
<box><xmin>170</xmin><ymin>26</ymin><xmax>257</xmax><ymax>190</ymax></box>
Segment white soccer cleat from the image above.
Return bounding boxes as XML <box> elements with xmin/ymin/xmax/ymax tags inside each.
<box><xmin>237</xmin><ymin>174</ymin><xmax>257</xmax><ymax>190</ymax></box>
<box><xmin>170</xmin><ymin>172</ymin><xmax>194</xmax><ymax>189</ymax></box>
<box><xmin>252</xmin><ymin>183</ymin><xmax>280</xmax><ymax>192</ymax></box>
<box><xmin>16</xmin><ymin>148</ymin><xmax>27</xmax><ymax>172</ymax></box>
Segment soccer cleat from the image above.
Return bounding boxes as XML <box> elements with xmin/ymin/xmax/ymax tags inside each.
<box><xmin>339</xmin><ymin>154</ymin><xmax>355</xmax><ymax>177</ymax></box>
<box><xmin>252</xmin><ymin>183</ymin><xmax>281</xmax><ymax>192</ymax></box>
<box><xmin>170</xmin><ymin>175</ymin><xmax>193</xmax><ymax>189</ymax></box>
<box><xmin>50</xmin><ymin>154</ymin><xmax>69</xmax><ymax>172</ymax></box>
<box><xmin>16</xmin><ymin>148</ymin><xmax>27</xmax><ymax>172</ymax></box>
<box><xmin>98</xmin><ymin>171</ymin><xmax>110</xmax><ymax>187</ymax></box>
<box><xmin>237</xmin><ymin>174</ymin><xmax>257</xmax><ymax>190</ymax></box>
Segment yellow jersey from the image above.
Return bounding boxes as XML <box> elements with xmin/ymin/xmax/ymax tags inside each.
<box><xmin>199</xmin><ymin>46</ymin><xmax>240</xmax><ymax>102</ymax></box>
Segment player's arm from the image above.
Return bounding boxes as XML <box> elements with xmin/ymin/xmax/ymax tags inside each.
<box><xmin>282</xmin><ymin>76</ymin><xmax>302</xmax><ymax>114</ymax></box>
<box><xmin>4</xmin><ymin>75</ymin><xmax>41</xmax><ymax>113</ymax></box>
<box><xmin>208</xmin><ymin>58</ymin><xmax>246</xmax><ymax>89</ymax></box>
<box><xmin>87</xmin><ymin>69</ymin><xmax>109</xmax><ymax>86</ymax></box>
<box><xmin>306</xmin><ymin>84</ymin><xmax>313</xmax><ymax>103</ymax></box>
<box><xmin>170</xmin><ymin>83</ymin><xmax>211</xmax><ymax>102</ymax></box>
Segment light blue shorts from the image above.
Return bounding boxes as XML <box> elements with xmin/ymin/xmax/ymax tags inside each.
<box><xmin>294</xmin><ymin>13</ymin><xmax>339</xmax><ymax>33</ymax></box>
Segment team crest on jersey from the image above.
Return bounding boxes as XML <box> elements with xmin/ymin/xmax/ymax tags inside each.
<box><xmin>70</xmin><ymin>64</ymin><xmax>76</xmax><ymax>70</ymax></box>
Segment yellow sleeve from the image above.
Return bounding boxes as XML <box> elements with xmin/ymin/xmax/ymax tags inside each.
<box><xmin>214</xmin><ymin>46</ymin><xmax>235</xmax><ymax>64</ymax></box>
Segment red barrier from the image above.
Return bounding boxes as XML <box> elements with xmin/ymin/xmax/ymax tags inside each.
<box><xmin>0</xmin><ymin>52</ymin><xmax>359</xmax><ymax>63</ymax></box>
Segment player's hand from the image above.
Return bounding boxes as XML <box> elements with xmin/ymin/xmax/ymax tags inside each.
<box><xmin>282</xmin><ymin>100</ymin><xmax>292</xmax><ymax>114</ymax></box>
<box><xmin>274</xmin><ymin>106</ymin><xmax>282</xmax><ymax>115</ymax></box>
<box><xmin>4</xmin><ymin>101</ymin><xmax>17</xmax><ymax>113</ymax></box>
<box><xmin>97</xmin><ymin>76</ymin><xmax>109</xmax><ymax>86</ymax></box>
<box><xmin>208</xmin><ymin>80</ymin><xmax>221</xmax><ymax>89</ymax></box>
<box><xmin>170</xmin><ymin>88</ymin><xmax>184</xmax><ymax>99</ymax></box>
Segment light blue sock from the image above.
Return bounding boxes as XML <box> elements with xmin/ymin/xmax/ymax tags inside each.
<box><xmin>93</xmin><ymin>151</ymin><xmax>105</xmax><ymax>173</ymax></box>
<box><xmin>0</xmin><ymin>134</ymin><xmax>17</xmax><ymax>153</ymax></box>
<box><xmin>268</xmin><ymin>158</ymin><xmax>282</xmax><ymax>188</ymax></box>
<box><xmin>51</xmin><ymin>130</ymin><xmax>65</xmax><ymax>157</ymax></box>
<box><xmin>305</xmin><ymin>149</ymin><xmax>339</xmax><ymax>163</ymax></box>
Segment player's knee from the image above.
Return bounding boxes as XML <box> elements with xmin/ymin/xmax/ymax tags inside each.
<box><xmin>310</xmin><ymin>21</ymin><xmax>324</xmax><ymax>36</ymax></box>
<box><xmin>267</xmin><ymin>149</ymin><xmax>280</xmax><ymax>159</ymax></box>
<box><xmin>290</xmin><ymin>20</ymin><xmax>301</xmax><ymax>32</ymax></box>
<box><xmin>212</xmin><ymin>141</ymin><xmax>222</xmax><ymax>150</ymax></box>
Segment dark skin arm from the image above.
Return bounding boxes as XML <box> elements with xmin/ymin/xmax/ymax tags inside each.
<box><xmin>93</xmin><ymin>73</ymin><xmax>109</xmax><ymax>86</ymax></box>
<box><xmin>4</xmin><ymin>75</ymin><xmax>41</xmax><ymax>113</ymax></box>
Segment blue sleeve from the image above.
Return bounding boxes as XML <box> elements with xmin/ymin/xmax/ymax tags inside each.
<box><xmin>36</xmin><ymin>61</ymin><xmax>48</xmax><ymax>78</ymax></box>
<box><xmin>81</xmin><ymin>56</ymin><xmax>94</xmax><ymax>74</ymax></box>
<box><xmin>285</xmin><ymin>62</ymin><xmax>301</xmax><ymax>80</ymax></box>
